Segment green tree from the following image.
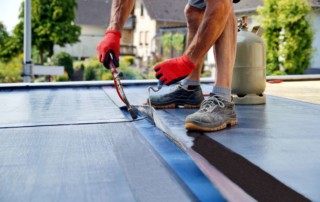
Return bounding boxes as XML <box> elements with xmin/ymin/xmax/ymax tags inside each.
<box><xmin>258</xmin><ymin>0</ymin><xmax>281</xmax><ymax>75</ymax></box>
<box><xmin>278</xmin><ymin>0</ymin><xmax>313</xmax><ymax>74</ymax></box>
<box><xmin>14</xmin><ymin>0</ymin><xmax>81</xmax><ymax>64</ymax></box>
<box><xmin>172</xmin><ymin>33</ymin><xmax>184</xmax><ymax>52</ymax></box>
<box><xmin>0</xmin><ymin>22</ymin><xmax>22</xmax><ymax>63</ymax></box>
<box><xmin>161</xmin><ymin>33</ymin><xmax>172</xmax><ymax>55</ymax></box>
<box><xmin>51</xmin><ymin>52</ymin><xmax>73</xmax><ymax>79</ymax></box>
<box><xmin>258</xmin><ymin>0</ymin><xmax>313</xmax><ymax>75</ymax></box>
<box><xmin>84</xmin><ymin>66</ymin><xmax>96</xmax><ymax>81</ymax></box>
<box><xmin>0</xmin><ymin>22</ymin><xmax>9</xmax><ymax>45</ymax></box>
<box><xmin>161</xmin><ymin>32</ymin><xmax>185</xmax><ymax>57</ymax></box>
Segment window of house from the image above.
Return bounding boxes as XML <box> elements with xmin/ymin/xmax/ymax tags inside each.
<box><xmin>145</xmin><ymin>31</ymin><xmax>149</xmax><ymax>46</ymax></box>
<box><xmin>139</xmin><ymin>31</ymin><xmax>143</xmax><ymax>46</ymax></box>
<box><xmin>140</xmin><ymin>4</ymin><xmax>144</xmax><ymax>16</ymax></box>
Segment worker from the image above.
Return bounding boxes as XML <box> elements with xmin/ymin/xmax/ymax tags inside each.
<box><xmin>97</xmin><ymin>0</ymin><xmax>238</xmax><ymax>132</ymax></box>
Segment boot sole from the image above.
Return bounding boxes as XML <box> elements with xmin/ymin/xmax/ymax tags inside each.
<box><xmin>185</xmin><ymin>119</ymin><xmax>238</xmax><ymax>132</ymax></box>
<box><xmin>152</xmin><ymin>103</ymin><xmax>201</xmax><ymax>109</ymax></box>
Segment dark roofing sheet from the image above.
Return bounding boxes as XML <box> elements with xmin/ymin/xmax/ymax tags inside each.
<box><xmin>112</xmin><ymin>84</ymin><xmax>320</xmax><ymax>201</ymax></box>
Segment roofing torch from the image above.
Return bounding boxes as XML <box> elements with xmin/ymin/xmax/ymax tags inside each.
<box><xmin>104</xmin><ymin>52</ymin><xmax>137</xmax><ymax>120</ymax></box>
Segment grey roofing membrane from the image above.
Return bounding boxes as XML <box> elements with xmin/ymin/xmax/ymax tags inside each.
<box><xmin>0</xmin><ymin>88</ymin><xmax>126</xmax><ymax>128</ymax></box>
<box><xmin>0</xmin><ymin>124</ymin><xmax>192</xmax><ymax>202</ymax></box>
<box><xmin>1</xmin><ymin>83</ymin><xmax>320</xmax><ymax>201</ymax></box>
<box><xmin>0</xmin><ymin>87</ymin><xmax>194</xmax><ymax>202</ymax></box>
<box><xmin>0</xmin><ymin>85</ymin><xmax>227</xmax><ymax>202</ymax></box>
<box><xmin>111</xmin><ymin>84</ymin><xmax>319</xmax><ymax>201</ymax></box>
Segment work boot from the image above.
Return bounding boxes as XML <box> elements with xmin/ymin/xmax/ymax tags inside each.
<box><xmin>185</xmin><ymin>94</ymin><xmax>238</xmax><ymax>132</ymax></box>
<box><xmin>149</xmin><ymin>84</ymin><xmax>204</xmax><ymax>109</ymax></box>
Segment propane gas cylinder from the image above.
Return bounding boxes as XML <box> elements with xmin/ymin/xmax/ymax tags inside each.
<box><xmin>232</xmin><ymin>16</ymin><xmax>266</xmax><ymax>104</ymax></box>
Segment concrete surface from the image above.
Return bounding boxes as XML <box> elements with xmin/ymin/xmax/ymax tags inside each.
<box><xmin>265</xmin><ymin>81</ymin><xmax>320</xmax><ymax>104</ymax></box>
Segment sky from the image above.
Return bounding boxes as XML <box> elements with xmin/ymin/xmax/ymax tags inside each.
<box><xmin>0</xmin><ymin>0</ymin><xmax>23</xmax><ymax>32</ymax></box>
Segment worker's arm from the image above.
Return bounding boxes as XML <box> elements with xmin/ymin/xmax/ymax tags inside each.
<box><xmin>108</xmin><ymin>0</ymin><xmax>136</xmax><ymax>31</ymax></box>
<box><xmin>155</xmin><ymin>0</ymin><xmax>233</xmax><ymax>85</ymax></box>
<box><xmin>97</xmin><ymin>0</ymin><xmax>135</xmax><ymax>67</ymax></box>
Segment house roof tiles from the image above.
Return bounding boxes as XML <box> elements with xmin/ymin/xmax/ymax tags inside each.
<box><xmin>143</xmin><ymin>0</ymin><xmax>187</xmax><ymax>23</ymax></box>
<box><xmin>75</xmin><ymin>0</ymin><xmax>112</xmax><ymax>27</ymax></box>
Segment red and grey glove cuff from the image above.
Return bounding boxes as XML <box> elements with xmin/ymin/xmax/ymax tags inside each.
<box><xmin>181</xmin><ymin>54</ymin><xmax>196</xmax><ymax>70</ymax></box>
<box><xmin>105</xmin><ymin>30</ymin><xmax>122</xmax><ymax>38</ymax></box>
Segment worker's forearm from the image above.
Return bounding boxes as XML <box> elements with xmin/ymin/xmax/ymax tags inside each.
<box><xmin>185</xmin><ymin>0</ymin><xmax>233</xmax><ymax>65</ymax></box>
<box><xmin>108</xmin><ymin>0</ymin><xmax>135</xmax><ymax>31</ymax></box>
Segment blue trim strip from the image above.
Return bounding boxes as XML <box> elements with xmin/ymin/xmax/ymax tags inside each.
<box><xmin>131</xmin><ymin>117</ymin><xmax>226</xmax><ymax>202</ymax></box>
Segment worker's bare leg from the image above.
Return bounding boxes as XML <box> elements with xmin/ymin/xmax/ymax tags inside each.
<box><xmin>185</xmin><ymin>1</ymin><xmax>238</xmax><ymax>132</ymax></box>
<box><xmin>185</xmin><ymin>0</ymin><xmax>233</xmax><ymax>66</ymax></box>
<box><xmin>182</xmin><ymin>4</ymin><xmax>204</xmax><ymax>83</ymax></box>
<box><xmin>183</xmin><ymin>0</ymin><xmax>235</xmax><ymax>95</ymax></box>
<box><xmin>214</xmin><ymin>8</ymin><xmax>237</xmax><ymax>90</ymax></box>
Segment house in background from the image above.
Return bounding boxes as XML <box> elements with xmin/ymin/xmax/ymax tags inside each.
<box><xmin>54</xmin><ymin>0</ymin><xmax>136</xmax><ymax>60</ymax></box>
<box><xmin>55</xmin><ymin>0</ymin><xmax>320</xmax><ymax>71</ymax></box>
<box><xmin>54</xmin><ymin>0</ymin><xmax>187</xmax><ymax>61</ymax></box>
<box><xmin>133</xmin><ymin>0</ymin><xmax>187</xmax><ymax>62</ymax></box>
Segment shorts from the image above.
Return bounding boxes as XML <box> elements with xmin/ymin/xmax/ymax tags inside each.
<box><xmin>188</xmin><ymin>0</ymin><xmax>206</xmax><ymax>10</ymax></box>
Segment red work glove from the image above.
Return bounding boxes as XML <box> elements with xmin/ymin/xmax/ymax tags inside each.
<box><xmin>154</xmin><ymin>55</ymin><xmax>196</xmax><ymax>85</ymax></box>
<box><xmin>96</xmin><ymin>30</ymin><xmax>121</xmax><ymax>68</ymax></box>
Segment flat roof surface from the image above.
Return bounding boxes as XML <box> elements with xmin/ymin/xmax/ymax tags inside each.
<box><xmin>0</xmin><ymin>86</ymin><xmax>227</xmax><ymax>202</ymax></box>
<box><xmin>105</xmin><ymin>83</ymin><xmax>319</xmax><ymax>201</ymax></box>
<box><xmin>1</xmin><ymin>81</ymin><xmax>319</xmax><ymax>201</ymax></box>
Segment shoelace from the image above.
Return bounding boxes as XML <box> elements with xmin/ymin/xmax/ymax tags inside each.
<box><xmin>200</xmin><ymin>96</ymin><xmax>225</xmax><ymax>112</ymax></box>
<box><xmin>170</xmin><ymin>85</ymin><xmax>181</xmax><ymax>92</ymax></box>
<box><xmin>169</xmin><ymin>84</ymin><xmax>187</xmax><ymax>92</ymax></box>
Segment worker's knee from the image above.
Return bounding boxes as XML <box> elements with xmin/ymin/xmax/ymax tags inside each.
<box><xmin>184</xmin><ymin>4</ymin><xmax>203</xmax><ymax>30</ymax></box>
